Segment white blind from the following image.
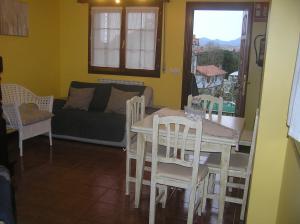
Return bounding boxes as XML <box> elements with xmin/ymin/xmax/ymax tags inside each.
<box><xmin>91</xmin><ymin>7</ymin><xmax>121</xmax><ymax>68</ymax></box>
<box><xmin>288</xmin><ymin>38</ymin><xmax>300</xmax><ymax>142</ymax></box>
<box><xmin>125</xmin><ymin>7</ymin><xmax>158</xmax><ymax>70</ymax></box>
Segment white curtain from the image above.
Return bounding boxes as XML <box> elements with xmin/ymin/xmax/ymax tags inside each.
<box><xmin>288</xmin><ymin>37</ymin><xmax>300</xmax><ymax>142</ymax></box>
<box><xmin>91</xmin><ymin>7</ymin><xmax>121</xmax><ymax>68</ymax></box>
<box><xmin>125</xmin><ymin>7</ymin><xmax>158</xmax><ymax>70</ymax></box>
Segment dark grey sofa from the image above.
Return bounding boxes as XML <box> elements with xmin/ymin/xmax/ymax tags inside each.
<box><xmin>52</xmin><ymin>81</ymin><xmax>152</xmax><ymax>147</ymax></box>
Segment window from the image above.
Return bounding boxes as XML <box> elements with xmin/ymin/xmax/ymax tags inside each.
<box><xmin>90</xmin><ymin>8</ymin><xmax>122</xmax><ymax>68</ymax></box>
<box><xmin>89</xmin><ymin>3</ymin><xmax>162</xmax><ymax>77</ymax></box>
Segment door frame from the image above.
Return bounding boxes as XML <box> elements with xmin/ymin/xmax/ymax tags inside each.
<box><xmin>181</xmin><ymin>2</ymin><xmax>254</xmax><ymax>116</ymax></box>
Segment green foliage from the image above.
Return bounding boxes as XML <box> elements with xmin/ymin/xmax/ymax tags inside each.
<box><xmin>197</xmin><ymin>47</ymin><xmax>240</xmax><ymax>75</ymax></box>
<box><xmin>223</xmin><ymin>50</ymin><xmax>240</xmax><ymax>74</ymax></box>
<box><xmin>198</xmin><ymin>49</ymin><xmax>224</xmax><ymax>67</ymax></box>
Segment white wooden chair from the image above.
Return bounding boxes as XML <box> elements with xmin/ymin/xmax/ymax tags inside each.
<box><xmin>149</xmin><ymin>115</ymin><xmax>209</xmax><ymax>224</ymax></box>
<box><xmin>187</xmin><ymin>94</ymin><xmax>224</xmax><ymax>159</ymax></box>
<box><xmin>187</xmin><ymin>94</ymin><xmax>223</xmax><ymax>120</ymax></box>
<box><xmin>125</xmin><ymin>96</ymin><xmax>168</xmax><ymax>204</ymax></box>
<box><xmin>1</xmin><ymin>84</ymin><xmax>53</xmax><ymax>157</ymax></box>
<box><xmin>203</xmin><ymin>109</ymin><xmax>259</xmax><ymax>221</ymax></box>
<box><xmin>125</xmin><ymin>95</ymin><xmax>147</xmax><ymax>195</ymax></box>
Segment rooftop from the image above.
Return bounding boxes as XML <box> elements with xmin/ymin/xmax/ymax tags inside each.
<box><xmin>197</xmin><ymin>65</ymin><xmax>227</xmax><ymax>77</ymax></box>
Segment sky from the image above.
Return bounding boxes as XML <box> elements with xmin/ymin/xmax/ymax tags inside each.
<box><xmin>193</xmin><ymin>10</ymin><xmax>244</xmax><ymax>41</ymax></box>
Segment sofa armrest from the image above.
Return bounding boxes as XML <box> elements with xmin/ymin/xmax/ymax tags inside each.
<box><xmin>143</xmin><ymin>86</ymin><xmax>153</xmax><ymax>107</ymax></box>
<box><xmin>53</xmin><ymin>98</ymin><xmax>67</xmax><ymax>113</ymax></box>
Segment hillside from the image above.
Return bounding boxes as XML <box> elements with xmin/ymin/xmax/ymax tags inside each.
<box><xmin>199</xmin><ymin>37</ymin><xmax>241</xmax><ymax>48</ymax></box>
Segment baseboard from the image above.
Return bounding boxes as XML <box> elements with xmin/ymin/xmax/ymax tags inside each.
<box><xmin>52</xmin><ymin>134</ymin><xmax>126</xmax><ymax>148</ymax></box>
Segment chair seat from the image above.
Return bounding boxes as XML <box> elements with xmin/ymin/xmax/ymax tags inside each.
<box><xmin>19</xmin><ymin>103</ymin><xmax>53</xmax><ymax>126</ymax></box>
<box><xmin>157</xmin><ymin>163</ymin><xmax>208</xmax><ymax>183</ymax></box>
<box><xmin>206</xmin><ymin>153</ymin><xmax>249</xmax><ymax>172</ymax></box>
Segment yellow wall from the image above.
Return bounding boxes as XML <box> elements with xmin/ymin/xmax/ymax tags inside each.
<box><xmin>59</xmin><ymin>0</ymin><xmax>266</xmax><ymax>127</ymax></box>
<box><xmin>276</xmin><ymin>140</ymin><xmax>300</xmax><ymax>224</ymax></box>
<box><xmin>0</xmin><ymin>0</ymin><xmax>267</xmax><ymax>123</ymax></box>
<box><xmin>247</xmin><ymin>0</ymin><xmax>300</xmax><ymax>223</ymax></box>
<box><xmin>2</xmin><ymin>1</ymin><xmax>300</xmax><ymax>223</ymax></box>
<box><xmin>0</xmin><ymin>0</ymin><xmax>60</xmax><ymax>97</ymax></box>
<box><xmin>59</xmin><ymin>0</ymin><xmax>185</xmax><ymax>109</ymax></box>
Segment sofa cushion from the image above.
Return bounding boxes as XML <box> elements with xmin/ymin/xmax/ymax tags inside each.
<box><xmin>63</xmin><ymin>87</ymin><xmax>95</xmax><ymax>111</ymax></box>
<box><xmin>69</xmin><ymin>81</ymin><xmax>147</xmax><ymax>112</ymax></box>
<box><xmin>52</xmin><ymin>110</ymin><xmax>126</xmax><ymax>142</ymax></box>
<box><xmin>89</xmin><ymin>84</ymin><xmax>112</xmax><ymax>111</ymax></box>
<box><xmin>112</xmin><ymin>83</ymin><xmax>145</xmax><ymax>95</ymax></box>
<box><xmin>70</xmin><ymin>81</ymin><xmax>112</xmax><ymax>112</ymax></box>
<box><xmin>19</xmin><ymin>103</ymin><xmax>53</xmax><ymax>126</ymax></box>
<box><xmin>105</xmin><ymin>87</ymin><xmax>139</xmax><ymax>114</ymax></box>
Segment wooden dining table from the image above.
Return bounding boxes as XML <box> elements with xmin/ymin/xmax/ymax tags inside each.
<box><xmin>131</xmin><ymin>108</ymin><xmax>244</xmax><ymax>224</ymax></box>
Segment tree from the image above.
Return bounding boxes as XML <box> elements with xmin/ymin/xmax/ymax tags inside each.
<box><xmin>222</xmin><ymin>50</ymin><xmax>240</xmax><ymax>75</ymax></box>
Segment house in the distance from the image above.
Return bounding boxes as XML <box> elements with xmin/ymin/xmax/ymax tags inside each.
<box><xmin>195</xmin><ymin>65</ymin><xmax>227</xmax><ymax>89</ymax></box>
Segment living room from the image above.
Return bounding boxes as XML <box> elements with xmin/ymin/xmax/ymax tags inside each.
<box><xmin>0</xmin><ymin>0</ymin><xmax>300</xmax><ymax>224</ymax></box>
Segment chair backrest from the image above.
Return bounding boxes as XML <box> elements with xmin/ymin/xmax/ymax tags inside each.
<box><xmin>152</xmin><ymin>115</ymin><xmax>203</xmax><ymax>182</ymax></box>
<box><xmin>1</xmin><ymin>84</ymin><xmax>36</xmax><ymax>105</ymax></box>
<box><xmin>247</xmin><ymin>109</ymin><xmax>260</xmax><ymax>175</ymax></box>
<box><xmin>126</xmin><ymin>96</ymin><xmax>145</xmax><ymax>149</ymax></box>
<box><xmin>187</xmin><ymin>94</ymin><xmax>223</xmax><ymax>119</ymax></box>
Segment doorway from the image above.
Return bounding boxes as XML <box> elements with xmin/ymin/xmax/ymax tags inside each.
<box><xmin>182</xmin><ymin>3</ymin><xmax>253</xmax><ymax>117</ymax></box>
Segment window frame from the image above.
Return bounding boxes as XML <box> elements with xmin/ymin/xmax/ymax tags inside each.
<box><xmin>88</xmin><ymin>1</ymin><xmax>163</xmax><ymax>78</ymax></box>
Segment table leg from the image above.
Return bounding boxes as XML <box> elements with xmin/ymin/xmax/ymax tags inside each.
<box><xmin>134</xmin><ymin>133</ymin><xmax>146</xmax><ymax>208</ymax></box>
<box><xmin>218</xmin><ymin>145</ymin><xmax>230</xmax><ymax>224</ymax></box>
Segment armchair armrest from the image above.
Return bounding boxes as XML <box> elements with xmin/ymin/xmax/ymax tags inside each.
<box><xmin>35</xmin><ymin>95</ymin><xmax>54</xmax><ymax>112</ymax></box>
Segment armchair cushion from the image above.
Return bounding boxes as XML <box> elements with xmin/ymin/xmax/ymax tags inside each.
<box><xmin>19</xmin><ymin>103</ymin><xmax>53</xmax><ymax>126</ymax></box>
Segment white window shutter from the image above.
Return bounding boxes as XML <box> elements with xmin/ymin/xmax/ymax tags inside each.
<box><xmin>91</xmin><ymin>7</ymin><xmax>122</xmax><ymax>68</ymax></box>
<box><xmin>288</xmin><ymin>37</ymin><xmax>300</xmax><ymax>142</ymax></box>
<box><xmin>125</xmin><ymin>7</ymin><xmax>158</xmax><ymax>70</ymax></box>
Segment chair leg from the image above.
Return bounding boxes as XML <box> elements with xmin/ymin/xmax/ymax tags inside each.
<box><xmin>49</xmin><ymin>131</ymin><xmax>53</xmax><ymax>147</ymax></box>
<box><xmin>187</xmin><ymin>187</ymin><xmax>197</xmax><ymax>224</ymax></box>
<box><xmin>228</xmin><ymin>176</ymin><xmax>233</xmax><ymax>192</ymax></box>
<box><xmin>201</xmin><ymin>174</ymin><xmax>209</xmax><ymax>213</ymax></box>
<box><xmin>240</xmin><ymin>177</ymin><xmax>250</xmax><ymax>221</ymax></box>
<box><xmin>208</xmin><ymin>173</ymin><xmax>216</xmax><ymax>194</ymax></box>
<box><xmin>125</xmin><ymin>157</ymin><xmax>131</xmax><ymax>195</ymax></box>
<box><xmin>19</xmin><ymin>138</ymin><xmax>23</xmax><ymax>157</ymax></box>
<box><xmin>196</xmin><ymin>183</ymin><xmax>203</xmax><ymax>216</ymax></box>
<box><xmin>159</xmin><ymin>185</ymin><xmax>168</xmax><ymax>208</ymax></box>
<box><xmin>149</xmin><ymin>181</ymin><xmax>157</xmax><ymax>224</ymax></box>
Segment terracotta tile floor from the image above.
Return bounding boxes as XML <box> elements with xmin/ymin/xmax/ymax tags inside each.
<box><xmin>10</xmin><ymin>137</ymin><xmax>244</xmax><ymax>224</ymax></box>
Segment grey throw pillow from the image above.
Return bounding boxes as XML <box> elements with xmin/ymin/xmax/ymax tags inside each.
<box><xmin>63</xmin><ymin>87</ymin><xmax>95</xmax><ymax>111</ymax></box>
<box><xmin>105</xmin><ymin>87</ymin><xmax>139</xmax><ymax>114</ymax></box>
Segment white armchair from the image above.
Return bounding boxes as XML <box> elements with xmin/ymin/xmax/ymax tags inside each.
<box><xmin>1</xmin><ymin>84</ymin><xmax>53</xmax><ymax>157</ymax></box>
